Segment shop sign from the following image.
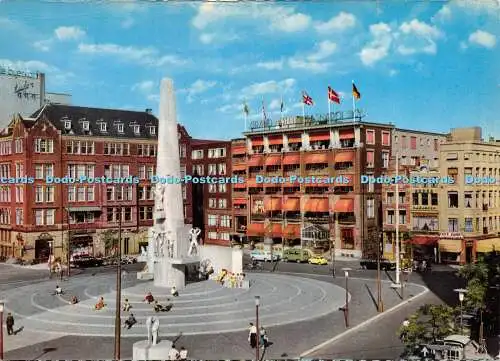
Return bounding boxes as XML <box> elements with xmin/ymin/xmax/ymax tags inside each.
<box><xmin>439</xmin><ymin>232</ymin><xmax>463</xmax><ymax>239</ymax></box>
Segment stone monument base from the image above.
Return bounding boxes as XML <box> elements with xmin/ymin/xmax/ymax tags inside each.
<box><xmin>133</xmin><ymin>339</ymin><xmax>173</xmax><ymax>360</ymax></box>
<box><xmin>137</xmin><ymin>272</ymin><xmax>154</xmax><ymax>280</ymax></box>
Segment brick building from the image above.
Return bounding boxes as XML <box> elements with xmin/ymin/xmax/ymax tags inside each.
<box><xmin>0</xmin><ymin>104</ymin><xmax>192</xmax><ymax>261</ymax></box>
<box><xmin>190</xmin><ymin>139</ymin><xmax>233</xmax><ymax>246</ymax></box>
<box><xmin>233</xmin><ymin>113</ymin><xmax>395</xmax><ymax>259</ymax></box>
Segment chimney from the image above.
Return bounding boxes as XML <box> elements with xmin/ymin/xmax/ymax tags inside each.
<box><xmin>145</xmin><ymin>108</ymin><xmax>152</xmax><ymax>114</ymax></box>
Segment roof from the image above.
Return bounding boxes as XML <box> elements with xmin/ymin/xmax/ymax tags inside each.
<box><xmin>444</xmin><ymin>335</ymin><xmax>471</xmax><ymax>345</ymax></box>
<box><xmin>191</xmin><ymin>138</ymin><xmax>230</xmax><ymax>146</ymax></box>
<box><xmin>30</xmin><ymin>104</ymin><xmax>159</xmax><ymax>139</ymax></box>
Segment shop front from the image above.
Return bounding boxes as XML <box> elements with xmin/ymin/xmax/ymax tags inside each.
<box><xmin>438</xmin><ymin>232</ymin><xmax>463</xmax><ymax>264</ymax></box>
<box><xmin>476</xmin><ymin>238</ymin><xmax>500</xmax><ymax>255</ymax></box>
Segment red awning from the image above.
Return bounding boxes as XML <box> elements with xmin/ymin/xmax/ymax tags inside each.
<box><xmin>283</xmin><ymin>198</ymin><xmax>300</xmax><ymax>211</ymax></box>
<box><xmin>233</xmin><ymin>198</ymin><xmax>247</xmax><ymax>205</ymax></box>
<box><xmin>283</xmin><ymin>224</ymin><xmax>301</xmax><ymax>238</ymax></box>
<box><xmin>268</xmin><ymin>135</ymin><xmax>283</xmax><ymax>145</ymax></box>
<box><xmin>410</xmin><ymin>235</ymin><xmax>439</xmax><ymax>246</ymax></box>
<box><xmin>232</xmin><ymin>164</ymin><xmax>246</xmax><ymax>171</ymax></box>
<box><xmin>309</xmin><ymin>132</ymin><xmax>330</xmax><ymax>142</ymax></box>
<box><xmin>247</xmin><ymin>223</ymin><xmax>264</xmax><ymax>236</ymax></box>
<box><xmin>304</xmin><ymin>198</ymin><xmax>329</xmax><ymax>212</ymax></box>
<box><xmin>232</xmin><ymin>146</ymin><xmax>246</xmax><ymax>155</ymax></box>
<box><xmin>248</xmin><ymin>155</ymin><xmax>264</xmax><ymax>167</ymax></box>
<box><xmin>287</xmin><ymin>133</ymin><xmax>302</xmax><ymax>143</ymax></box>
<box><xmin>265</xmin><ymin>156</ymin><xmax>281</xmax><ymax>166</ymax></box>
<box><xmin>283</xmin><ymin>154</ymin><xmax>300</xmax><ymax>165</ymax></box>
<box><xmin>247</xmin><ymin>179</ymin><xmax>259</xmax><ymax>187</ymax></box>
<box><xmin>334</xmin><ymin>198</ymin><xmax>354</xmax><ymax>212</ymax></box>
<box><xmin>339</xmin><ymin>130</ymin><xmax>355</xmax><ymax>140</ymax></box>
<box><xmin>234</xmin><ymin>182</ymin><xmax>246</xmax><ymax>189</ymax></box>
<box><xmin>304</xmin><ymin>153</ymin><xmax>329</xmax><ymax>164</ymax></box>
<box><xmin>270</xmin><ymin>223</ymin><xmax>282</xmax><ymax>237</ymax></box>
<box><xmin>264</xmin><ymin>198</ymin><xmax>282</xmax><ymax>211</ymax></box>
<box><xmin>335</xmin><ymin>152</ymin><xmax>355</xmax><ymax>162</ymax></box>
<box><xmin>251</xmin><ymin>137</ymin><xmax>264</xmax><ymax>146</ymax></box>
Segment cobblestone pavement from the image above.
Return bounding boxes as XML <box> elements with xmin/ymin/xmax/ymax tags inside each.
<box><xmin>3</xmin><ymin>270</ymin><xmax>427</xmax><ymax>360</ymax></box>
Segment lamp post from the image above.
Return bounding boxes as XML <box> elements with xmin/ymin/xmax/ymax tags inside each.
<box><xmin>0</xmin><ymin>300</ymin><xmax>4</xmax><ymax>360</ymax></box>
<box><xmin>454</xmin><ymin>288</ymin><xmax>467</xmax><ymax>335</ymax></box>
<box><xmin>114</xmin><ymin>205</ymin><xmax>123</xmax><ymax>359</ymax></box>
<box><xmin>255</xmin><ymin>296</ymin><xmax>260</xmax><ymax>361</ymax></box>
<box><xmin>377</xmin><ymin>233</ymin><xmax>383</xmax><ymax>312</ymax></box>
<box><xmin>342</xmin><ymin>267</ymin><xmax>351</xmax><ymax>328</ymax></box>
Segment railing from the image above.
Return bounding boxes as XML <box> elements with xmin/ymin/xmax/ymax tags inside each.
<box><xmin>251</xmin><ymin>214</ymin><xmax>265</xmax><ymax>221</ymax></box>
<box><xmin>266</xmin><ymin>170</ymin><xmax>283</xmax><ymax>176</ymax></box>
<box><xmin>305</xmin><ymin>168</ymin><xmax>330</xmax><ymax>176</ymax></box>
<box><xmin>412</xmin><ymin>227</ymin><xmax>439</xmax><ymax>233</ymax></box>
<box><xmin>337</xmin><ymin>215</ymin><xmax>356</xmax><ymax>224</ymax></box>
<box><xmin>284</xmin><ymin>170</ymin><xmax>300</xmax><ymax>177</ymax></box>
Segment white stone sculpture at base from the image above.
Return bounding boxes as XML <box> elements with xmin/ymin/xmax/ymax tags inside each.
<box><xmin>146</xmin><ymin>316</ymin><xmax>153</xmax><ymax>345</ymax></box>
<box><xmin>152</xmin><ymin>317</ymin><xmax>160</xmax><ymax>345</ymax></box>
<box><xmin>132</xmin><ymin>340</ymin><xmax>173</xmax><ymax>361</ymax></box>
<box><xmin>154</xmin><ymin>184</ymin><xmax>165</xmax><ymax>211</ymax></box>
<box><xmin>141</xmin><ymin>246</ymin><xmax>147</xmax><ymax>257</ymax></box>
<box><xmin>188</xmin><ymin>228</ymin><xmax>201</xmax><ymax>256</ymax></box>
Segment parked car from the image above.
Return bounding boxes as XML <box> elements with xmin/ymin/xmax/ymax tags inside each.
<box><xmin>282</xmin><ymin>248</ymin><xmax>311</xmax><ymax>263</ymax></box>
<box><xmin>360</xmin><ymin>258</ymin><xmax>396</xmax><ymax>270</ymax></box>
<box><xmin>71</xmin><ymin>255</ymin><xmax>104</xmax><ymax>268</ymax></box>
<box><xmin>308</xmin><ymin>256</ymin><xmax>328</xmax><ymax>265</ymax></box>
<box><xmin>250</xmin><ymin>251</ymin><xmax>279</xmax><ymax>262</ymax></box>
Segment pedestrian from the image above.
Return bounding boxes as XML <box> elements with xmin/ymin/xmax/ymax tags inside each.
<box><xmin>259</xmin><ymin>326</ymin><xmax>269</xmax><ymax>348</ymax></box>
<box><xmin>55</xmin><ymin>285</ymin><xmax>63</xmax><ymax>295</ymax></box>
<box><xmin>144</xmin><ymin>292</ymin><xmax>154</xmax><ymax>303</ymax></box>
<box><xmin>179</xmin><ymin>346</ymin><xmax>187</xmax><ymax>360</ymax></box>
<box><xmin>170</xmin><ymin>286</ymin><xmax>179</xmax><ymax>297</ymax></box>
<box><xmin>123</xmin><ymin>313</ymin><xmax>137</xmax><ymax>329</ymax></box>
<box><xmin>168</xmin><ymin>344</ymin><xmax>180</xmax><ymax>360</ymax></box>
<box><xmin>6</xmin><ymin>312</ymin><xmax>14</xmax><ymax>335</ymax></box>
<box><xmin>123</xmin><ymin>299</ymin><xmax>132</xmax><ymax>312</ymax></box>
<box><xmin>248</xmin><ymin>322</ymin><xmax>257</xmax><ymax>349</ymax></box>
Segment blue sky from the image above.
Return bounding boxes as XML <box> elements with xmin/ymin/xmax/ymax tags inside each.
<box><xmin>0</xmin><ymin>0</ymin><xmax>499</xmax><ymax>140</ymax></box>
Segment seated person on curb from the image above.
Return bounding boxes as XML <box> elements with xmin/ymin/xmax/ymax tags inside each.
<box><xmin>170</xmin><ymin>286</ymin><xmax>179</xmax><ymax>297</ymax></box>
<box><xmin>94</xmin><ymin>296</ymin><xmax>105</xmax><ymax>310</ymax></box>
<box><xmin>123</xmin><ymin>313</ymin><xmax>137</xmax><ymax>329</ymax></box>
<box><xmin>123</xmin><ymin>299</ymin><xmax>132</xmax><ymax>312</ymax></box>
<box><xmin>69</xmin><ymin>296</ymin><xmax>78</xmax><ymax>304</ymax></box>
<box><xmin>55</xmin><ymin>285</ymin><xmax>63</xmax><ymax>295</ymax></box>
<box><xmin>153</xmin><ymin>300</ymin><xmax>173</xmax><ymax>312</ymax></box>
<box><xmin>144</xmin><ymin>292</ymin><xmax>154</xmax><ymax>304</ymax></box>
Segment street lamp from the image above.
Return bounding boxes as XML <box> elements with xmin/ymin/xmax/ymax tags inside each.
<box><xmin>454</xmin><ymin>288</ymin><xmax>467</xmax><ymax>335</ymax></box>
<box><xmin>114</xmin><ymin>205</ymin><xmax>123</xmax><ymax>359</ymax></box>
<box><xmin>341</xmin><ymin>267</ymin><xmax>351</xmax><ymax>328</ymax></box>
<box><xmin>0</xmin><ymin>300</ymin><xmax>4</xmax><ymax>360</ymax></box>
<box><xmin>255</xmin><ymin>296</ymin><xmax>261</xmax><ymax>361</ymax></box>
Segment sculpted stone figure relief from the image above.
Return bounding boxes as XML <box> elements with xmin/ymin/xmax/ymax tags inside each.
<box><xmin>146</xmin><ymin>316</ymin><xmax>160</xmax><ymax>345</ymax></box>
<box><xmin>188</xmin><ymin>228</ymin><xmax>201</xmax><ymax>256</ymax></box>
<box><xmin>154</xmin><ymin>184</ymin><xmax>165</xmax><ymax>211</ymax></box>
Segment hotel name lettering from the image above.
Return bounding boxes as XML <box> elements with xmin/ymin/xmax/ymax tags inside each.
<box><xmin>250</xmin><ymin>110</ymin><xmax>363</xmax><ymax>130</ymax></box>
<box><xmin>0</xmin><ymin>66</ymin><xmax>39</xmax><ymax>79</ymax></box>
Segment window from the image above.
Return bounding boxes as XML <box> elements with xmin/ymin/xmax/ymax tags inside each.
<box><xmin>149</xmin><ymin>126</ymin><xmax>156</xmax><ymax>135</ymax></box>
<box><xmin>133</xmin><ymin>125</ymin><xmax>140</xmax><ymax>134</ymax></box>
<box><xmin>401</xmin><ymin>136</ymin><xmax>407</xmax><ymax>149</ymax></box>
<box><xmin>15</xmin><ymin>208</ymin><xmax>23</xmax><ymax>225</ymax></box>
<box><xmin>446</xmin><ymin>152</ymin><xmax>458</xmax><ymax>160</ymax></box>
<box><xmin>366</xmin><ymin>130</ymin><xmax>375</xmax><ymax>145</ymax></box>
<box><xmin>465</xmin><ymin>192</ymin><xmax>473</xmax><ymax>208</ymax></box>
<box><xmin>147</xmin><ymin>166</ymin><xmax>154</xmax><ymax>179</ymax></box>
<box><xmin>413</xmin><ymin>193</ymin><xmax>419</xmax><ymax>206</ymax></box>
<box><xmin>46</xmin><ymin>209</ymin><xmax>55</xmax><ymax>225</ymax></box>
<box><xmin>218</xmin><ymin>163</ymin><xmax>226</xmax><ymax>175</ymax></box>
<box><xmin>35</xmin><ymin>164</ymin><xmax>43</xmax><ymax>179</ymax></box>
<box><xmin>465</xmin><ymin>218</ymin><xmax>473</xmax><ymax>232</ymax></box>
<box><xmin>220</xmin><ymin>215</ymin><xmax>231</xmax><ymax>227</ymax></box>
<box><xmin>421</xmin><ymin>192</ymin><xmax>428</xmax><ymax>205</ymax></box>
<box><xmin>208</xmin><ymin>232</ymin><xmax>217</xmax><ymax>240</ymax></box>
<box><xmin>193</xmin><ymin>164</ymin><xmax>204</xmax><ymax>175</ymax></box>
<box><xmin>192</xmin><ymin>150</ymin><xmax>204</xmax><ymax>159</ymax></box>
<box><xmin>35</xmin><ymin>210</ymin><xmax>44</xmax><ymax>225</ymax></box>
<box><xmin>35</xmin><ymin>186</ymin><xmax>43</xmax><ymax>203</ymax></box>
<box><xmin>179</xmin><ymin>144</ymin><xmax>186</xmax><ymax>158</ymax></box>
<box><xmin>218</xmin><ymin>183</ymin><xmax>226</xmax><ymax>193</ymax></box>
<box><xmin>366</xmin><ymin>150</ymin><xmax>374</xmax><ymax>168</ymax></box>
<box><xmin>100</xmin><ymin>122</ymin><xmax>107</xmax><ymax>132</ymax></box>
<box><xmin>180</xmin><ymin>165</ymin><xmax>186</xmax><ymax>178</ymax></box>
<box><xmin>87</xmin><ymin>187</ymin><xmax>95</xmax><ymax>201</ymax></box>
<box><xmin>218</xmin><ymin>199</ymin><xmax>227</xmax><ymax>209</ymax></box>
<box><xmin>82</xmin><ymin>121</ymin><xmax>89</xmax><ymax>131</ymax></box>
<box><xmin>107</xmin><ymin>187</ymin><xmax>114</xmax><ymax>201</ymax></box>
<box><xmin>382</xmin><ymin>151</ymin><xmax>389</xmax><ymax>168</ymax></box>
<box><xmin>410</xmin><ymin>136</ymin><xmax>417</xmax><ymax>150</ymax></box>
<box><xmin>398</xmin><ymin>192</ymin><xmax>405</xmax><ymax>204</ymax></box>
<box><xmin>448</xmin><ymin>192</ymin><xmax>458</xmax><ymax>208</ymax></box>
<box><xmin>209</xmin><ymin>198</ymin><xmax>216</xmax><ymax>208</ymax></box>
<box><xmin>182</xmin><ymin>185</ymin><xmax>186</xmax><ymax>200</ymax></box>
<box><xmin>367</xmin><ymin>198</ymin><xmax>374</xmax><ymax>219</ymax></box>
<box><xmin>208</xmin><ymin>214</ymin><xmax>218</xmax><ymax>226</ymax></box>
<box><xmin>68</xmin><ymin>186</ymin><xmax>76</xmax><ymax>201</ymax></box>
<box><xmin>431</xmin><ymin>193</ymin><xmax>438</xmax><ymax>206</ymax></box>
<box><xmin>139</xmin><ymin>166</ymin><xmax>146</xmax><ymax>179</ymax></box>
<box><xmin>77</xmin><ymin>187</ymin><xmax>85</xmax><ymax>201</ymax></box>
<box><xmin>387</xmin><ymin>210</ymin><xmax>395</xmax><ymax>224</ymax></box>
<box><xmin>34</xmin><ymin>138</ymin><xmax>54</xmax><ymax>153</ymax></box>
<box><xmin>368</xmin><ymin>181</ymin><xmax>374</xmax><ymax>193</ymax></box>
<box><xmin>117</xmin><ymin>124</ymin><xmax>124</xmax><ymax>133</ymax></box>
<box><xmin>14</xmin><ymin>138</ymin><xmax>23</xmax><ymax>153</ymax></box>
<box><xmin>448</xmin><ymin>218</ymin><xmax>459</xmax><ymax>232</ymax></box>
<box><xmin>399</xmin><ymin>210</ymin><xmax>406</xmax><ymax>224</ymax></box>
<box><xmin>387</xmin><ymin>192</ymin><xmax>394</xmax><ymax>204</ymax></box>
<box><xmin>15</xmin><ymin>186</ymin><xmax>23</xmax><ymax>203</ymax></box>
<box><xmin>381</xmin><ymin>131</ymin><xmax>390</xmax><ymax>146</ymax></box>
<box><xmin>45</xmin><ymin>186</ymin><xmax>54</xmax><ymax>202</ymax></box>
<box><xmin>208</xmin><ymin>164</ymin><xmax>217</xmax><ymax>176</ymax></box>
<box><xmin>209</xmin><ymin>184</ymin><xmax>217</xmax><ymax>193</ymax></box>
<box><xmin>208</xmin><ymin>148</ymin><xmax>226</xmax><ymax>158</ymax></box>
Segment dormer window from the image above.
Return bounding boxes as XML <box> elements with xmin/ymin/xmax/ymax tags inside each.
<box><xmin>64</xmin><ymin>120</ymin><xmax>71</xmax><ymax>130</ymax></box>
<box><xmin>100</xmin><ymin>122</ymin><xmax>107</xmax><ymax>132</ymax></box>
<box><xmin>133</xmin><ymin>125</ymin><xmax>140</xmax><ymax>134</ymax></box>
<box><xmin>117</xmin><ymin>124</ymin><xmax>124</xmax><ymax>133</ymax></box>
<box><xmin>149</xmin><ymin>126</ymin><xmax>156</xmax><ymax>135</ymax></box>
<box><xmin>82</xmin><ymin>121</ymin><xmax>89</xmax><ymax>131</ymax></box>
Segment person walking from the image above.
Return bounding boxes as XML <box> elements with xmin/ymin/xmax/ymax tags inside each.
<box><xmin>259</xmin><ymin>326</ymin><xmax>269</xmax><ymax>349</ymax></box>
<box><xmin>179</xmin><ymin>346</ymin><xmax>188</xmax><ymax>361</ymax></box>
<box><xmin>248</xmin><ymin>322</ymin><xmax>257</xmax><ymax>349</ymax></box>
<box><xmin>123</xmin><ymin>313</ymin><xmax>137</xmax><ymax>329</ymax></box>
<box><xmin>6</xmin><ymin>312</ymin><xmax>14</xmax><ymax>335</ymax></box>
<box><xmin>168</xmin><ymin>344</ymin><xmax>180</xmax><ymax>360</ymax></box>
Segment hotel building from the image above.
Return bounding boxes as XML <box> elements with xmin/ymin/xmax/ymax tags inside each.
<box><xmin>232</xmin><ymin>113</ymin><xmax>394</xmax><ymax>258</ymax></box>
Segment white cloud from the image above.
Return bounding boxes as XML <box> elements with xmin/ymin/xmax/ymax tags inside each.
<box><xmin>460</xmin><ymin>41</ymin><xmax>468</xmax><ymax>50</ymax></box>
<box><xmin>396</xmin><ymin>19</ymin><xmax>442</xmax><ymax>56</ymax></box>
<box><xmin>192</xmin><ymin>3</ymin><xmax>310</xmax><ymax>33</ymax></box>
<box><xmin>359</xmin><ymin>22</ymin><xmax>393</xmax><ymax>66</ymax></box>
<box><xmin>240</xmin><ymin>78</ymin><xmax>296</xmax><ymax>100</ymax></box>
<box><xmin>468</xmin><ymin>30</ymin><xmax>497</xmax><ymax>48</ymax></box>
<box><xmin>256</xmin><ymin>60</ymin><xmax>284</xmax><ymax>70</ymax></box>
<box><xmin>454</xmin><ymin>0</ymin><xmax>500</xmax><ymax>15</ymax></box>
<box><xmin>77</xmin><ymin>43</ymin><xmax>187</xmax><ymax>67</ymax></box>
<box><xmin>315</xmin><ymin>12</ymin><xmax>356</xmax><ymax>33</ymax></box>
<box><xmin>33</xmin><ymin>39</ymin><xmax>52</xmax><ymax>52</ymax></box>
<box><xmin>0</xmin><ymin>59</ymin><xmax>57</xmax><ymax>73</ymax></box>
<box><xmin>389</xmin><ymin>69</ymin><xmax>399</xmax><ymax>77</ymax></box>
<box><xmin>217</xmin><ymin>103</ymin><xmax>241</xmax><ymax>113</ymax></box>
<box><xmin>199</xmin><ymin>32</ymin><xmax>239</xmax><ymax>45</ymax></box>
<box><xmin>269</xmin><ymin>99</ymin><xmax>281</xmax><ymax>110</ymax></box>
<box><xmin>55</xmin><ymin>26</ymin><xmax>86</xmax><ymax>41</ymax></box>
<box><xmin>121</xmin><ymin>18</ymin><xmax>135</xmax><ymax>29</ymax></box>
<box><xmin>180</xmin><ymin>79</ymin><xmax>217</xmax><ymax>103</ymax></box>
<box><xmin>432</xmin><ymin>5</ymin><xmax>452</xmax><ymax>23</ymax></box>
<box><xmin>132</xmin><ymin>80</ymin><xmax>155</xmax><ymax>93</ymax></box>
<box><xmin>288</xmin><ymin>40</ymin><xmax>337</xmax><ymax>73</ymax></box>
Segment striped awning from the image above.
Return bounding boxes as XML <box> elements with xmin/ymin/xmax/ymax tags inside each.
<box><xmin>439</xmin><ymin>239</ymin><xmax>462</xmax><ymax>253</ymax></box>
<box><xmin>476</xmin><ymin>238</ymin><xmax>500</xmax><ymax>253</ymax></box>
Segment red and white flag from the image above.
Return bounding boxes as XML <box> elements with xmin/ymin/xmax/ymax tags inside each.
<box><xmin>328</xmin><ymin>86</ymin><xmax>340</xmax><ymax>104</ymax></box>
<box><xmin>302</xmin><ymin>91</ymin><xmax>314</xmax><ymax>106</ymax></box>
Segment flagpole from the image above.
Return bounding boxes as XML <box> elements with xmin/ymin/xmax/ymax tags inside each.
<box><xmin>244</xmin><ymin>112</ymin><xmax>247</xmax><ymax>131</ymax></box>
<box><xmin>302</xmin><ymin>100</ymin><xmax>305</xmax><ymax>120</ymax></box>
<box><xmin>352</xmin><ymin>80</ymin><xmax>356</xmax><ymax>120</ymax></box>
<box><xmin>328</xmin><ymin>97</ymin><xmax>331</xmax><ymax>122</ymax></box>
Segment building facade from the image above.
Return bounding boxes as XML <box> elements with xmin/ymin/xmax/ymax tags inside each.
<box><xmin>236</xmin><ymin>114</ymin><xmax>394</xmax><ymax>258</ymax></box>
<box><xmin>0</xmin><ymin>104</ymin><xmax>192</xmax><ymax>260</ymax></box>
<box><xmin>190</xmin><ymin>139</ymin><xmax>232</xmax><ymax>246</ymax></box>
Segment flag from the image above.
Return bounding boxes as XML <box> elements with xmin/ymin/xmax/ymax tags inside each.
<box><xmin>243</xmin><ymin>102</ymin><xmax>249</xmax><ymax>115</ymax></box>
<box><xmin>302</xmin><ymin>91</ymin><xmax>314</xmax><ymax>106</ymax></box>
<box><xmin>352</xmin><ymin>83</ymin><xmax>361</xmax><ymax>100</ymax></box>
<box><xmin>328</xmin><ymin>86</ymin><xmax>340</xmax><ymax>104</ymax></box>
<box><xmin>261</xmin><ymin>98</ymin><xmax>267</xmax><ymax>120</ymax></box>
<box><xmin>280</xmin><ymin>98</ymin><xmax>284</xmax><ymax>112</ymax></box>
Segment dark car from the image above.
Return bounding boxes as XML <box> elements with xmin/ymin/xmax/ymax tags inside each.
<box><xmin>360</xmin><ymin>258</ymin><xmax>396</xmax><ymax>270</ymax></box>
<box><xmin>71</xmin><ymin>255</ymin><xmax>104</xmax><ymax>268</ymax></box>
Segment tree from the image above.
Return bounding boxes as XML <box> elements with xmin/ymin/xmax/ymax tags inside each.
<box><xmin>101</xmin><ymin>230</ymin><xmax>119</xmax><ymax>256</ymax></box>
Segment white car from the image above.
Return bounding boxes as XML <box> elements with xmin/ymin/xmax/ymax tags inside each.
<box><xmin>250</xmin><ymin>251</ymin><xmax>279</xmax><ymax>262</ymax></box>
